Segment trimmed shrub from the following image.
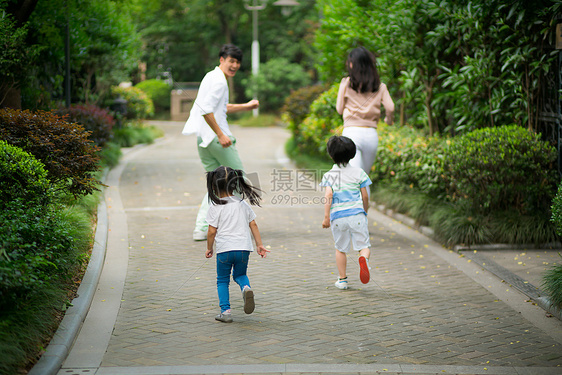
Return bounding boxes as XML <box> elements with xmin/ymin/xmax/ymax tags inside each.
<box><xmin>0</xmin><ymin>108</ymin><xmax>101</xmax><ymax>198</ymax></box>
<box><xmin>371</xmin><ymin>124</ymin><xmax>448</xmax><ymax>197</ymax></box>
<box><xmin>0</xmin><ymin>141</ymin><xmax>52</xmax><ymax>209</ymax></box>
<box><xmin>296</xmin><ymin>84</ymin><xmax>341</xmax><ymax>159</ymax></box>
<box><xmin>111</xmin><ymin>121</ymin><xmax>164</xmax><ymax>148</ymax></box>
<box><xmin>56</xmin><ymin>104</ymin><xmax>115</xmax><ymax>147</ymax></box>
<box><xmin>372</xmin><ymin>124</ymin><xmax>558</xmax><ymax>216</ymax></box>
<box><xmin>444</xmin><ymin>125</ymin><xmax>558</xmax><ymax>215</ymax></box>
<box><xmin>135</xmin><ymin>79</ymin><xmax>171</xmax><ymax>111</ymax></box>
<box><xmin>282</xmin><ymin>84</ymin><xmax>328</xmax><ymax>138</ymax></box>
<box><xmin>111</xmin><ymin>86</ymin><xmax>154</xmax><ymax>119</ymax></box>
<box><xmin>0</xmin><ymin>201</ymin><xmax>76</xmax><ymax>308</ymax></box>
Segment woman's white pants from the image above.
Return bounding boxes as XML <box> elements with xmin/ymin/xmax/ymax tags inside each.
<box><xmin>342</xmin><ymin>126</ymin><xmax>379</xmax><ymax>198</ymax></box>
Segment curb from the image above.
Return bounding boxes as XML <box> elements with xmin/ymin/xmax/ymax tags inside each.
<box><xmin>28</xmin><ymin>198</ymin><xmax>109</xmax><ymax>375</ymax></box>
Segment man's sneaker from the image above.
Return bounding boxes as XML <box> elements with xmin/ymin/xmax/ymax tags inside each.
<box><xmin>215</xmin><ymin>309</ymin><xmax>233</xmax><ymax>323</ymax></box>
<box><xmin>193</xmin><ymin>230</ymin><xmax>207</xmax><ymax>241</ymax></box>
<box><xmin>243</xmin><ymin>286</ymin><xmax>255</xmax><ymax>314</ymax></box>
<box><xmin>335</xmin><ymin>277</ymin><xmax>348</xmax><ymax>289</ymax></box>
<box><xmin>359</xmin><ymin>256</ymin><xmax>370</xmax><ymax>284</ymax></box>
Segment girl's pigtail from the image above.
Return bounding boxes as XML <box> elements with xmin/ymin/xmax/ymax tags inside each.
<box><xmin>206</xmin><ymin>170</ymin><xmax>225</xmax><ymax>205</ymax></box>
<box><xmin>234</xmin><ymin>169</ymin><xmax>262</xmax><ymax>206</ymax></box>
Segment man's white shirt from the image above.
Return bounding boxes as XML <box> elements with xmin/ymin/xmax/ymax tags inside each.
<box><xmin>182</xmin><ymin>66</ymin><xmax>233</xmax><ymax>147</ymax></box>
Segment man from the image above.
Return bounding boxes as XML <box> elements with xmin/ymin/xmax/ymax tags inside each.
<box><xmin>183</xmin><ymin>44</ymin><xmax>259</xmax><ymax>241</ymax></box>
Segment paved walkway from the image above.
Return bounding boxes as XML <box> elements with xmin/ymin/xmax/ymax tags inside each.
<box><xmin>57</xmin><ymin>121</ymin><xmax>561</xmax><ymax>375</ymax></box>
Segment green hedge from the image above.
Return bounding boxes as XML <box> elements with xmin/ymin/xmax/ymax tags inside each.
<box><xmin>0</xmin><ymin>140</ymin><xmax>52</xmax><ymax>209</ymax></box>
<box><xmin>111</xmin><ymin>86</ymin><xmax>154</xmax><ymax>119</ymax></box>
<box><xmin>135</xmin><ymin>79</ymin><xmax>171</xmax><ymax>111</ymax></box>
<box><xmin>282</xmin><ymin>84</ymin><xmax>328</xmax><ymax>137</ymax></box>
<box><xmin>370</xmin><ymin>124</ymin><xmax>448</xmax><ymax>199</ymax></box>
<box><xmin>284</xmin><ymin>88</ymin><xmax>559</xmax><ymax>245</ymax></box>
<box><xmin>444</xmin><ymin>126</ymin><xmax>557</xmax><ymax>215</ymax></box>
<box><xmin>373</xmin><ymin>124</ymin><xmax>558</xmax><ymax>216</ymax></box>
<box><xmin>291</xmin><ymin>84</ymin><xmax>341</xmax><ymax>160</ymax></box>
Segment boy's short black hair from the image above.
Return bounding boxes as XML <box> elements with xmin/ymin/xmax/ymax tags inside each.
<box><xmin>219</xmin><ymin>44</ymin><xmax>243</xmax><ymax>62</ymax></box>
<box><xmin>327</xmin><ymin>135</ymin><xmax>356</xmax><ymax>167</ymax></box>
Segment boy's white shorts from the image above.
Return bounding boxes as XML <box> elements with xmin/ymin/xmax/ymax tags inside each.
<box><xmin>330</xmin><ymin>214</ymin><xmax>371</xmax><ymax>253</ymax></box>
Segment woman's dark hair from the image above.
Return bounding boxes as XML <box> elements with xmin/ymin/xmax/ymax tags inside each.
<box><xmin>219</xmin><ymin>44</ymin><xmax>243</xmax><ymax>62</ymax></box>
<box><xmin>206</xmin><ymin>166</ymin><xmax>261</xmax><ymax>206</ymax></box>
<box><xmin>346</xmin><ymin>47</ymin><xmax>380</xmax><ymax>93</ymax></box>
<box><xmin>327</xmin><ymin>136</ymin><xmax>356</xmax><ymax>167</ymax></box>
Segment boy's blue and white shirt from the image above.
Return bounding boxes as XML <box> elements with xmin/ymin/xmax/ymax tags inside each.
<box><xmin>320</xmin><ymin>164</ymin><xmax>372</xmax><ymax>221</ymax></box>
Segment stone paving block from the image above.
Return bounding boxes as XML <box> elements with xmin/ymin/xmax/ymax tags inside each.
<box><xmin>93</xmin><ymin>124</ymin><xmax>562</xmax><ymax>373</ymax></box>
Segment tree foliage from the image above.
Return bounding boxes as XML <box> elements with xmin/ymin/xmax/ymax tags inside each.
<box><xmin>128</xmin><ymin>0</ymin><xmax>319</xmax><ymax>103</ymax></box>
<box><xmin>0</xmin><ymin>8</ymin><xmax>40</xmax><ymax>108</ymax></box>
<box><xmin>243</xmin><ymin>57</ymin><xmax>312</xmax><ymax>113</ymax></box>
<box><xmin>314</xmin><ymin>0</ymin><xmax>562</xmax><ymax>135</ymax></box>
<box><xmin>1</xmin><ymin>0</ymin><xmax>142</xmax><ymax>109</ymax></box>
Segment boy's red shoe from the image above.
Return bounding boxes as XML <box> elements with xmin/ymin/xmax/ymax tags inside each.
<box><xmin>359</xmin><ymin>256</ymin><xmax>370</xmax><ymax>284</ymax></box>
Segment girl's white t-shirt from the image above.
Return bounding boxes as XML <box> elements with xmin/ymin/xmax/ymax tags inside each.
<box><xmin>206</xmin><ymin>196</ymin><xmax>256</xmax><ymax>253</ymax></box>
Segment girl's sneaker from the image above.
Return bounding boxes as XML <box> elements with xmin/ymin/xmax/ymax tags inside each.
<box><xmin>335</xmin><ymin>277</ymin><xmax>348</xmax><ymax>289</ymax></box>
<box><xmin>215</xmin><ymin>309</ymin><xmax>233</xmax><ymax>323</ymax></box>
<box><xmin>243</xmin><ymin>286</ymin><xmax>255</xmax><ymax>314</ymax></box>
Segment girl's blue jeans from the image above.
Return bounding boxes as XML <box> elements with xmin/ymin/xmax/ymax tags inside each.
<box><xmin>216</xmin><ymin>250</ymin><xmax>251</xmax><ymax>313</ymax></box>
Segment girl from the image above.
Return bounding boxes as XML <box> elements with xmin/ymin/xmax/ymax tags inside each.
<box><xmin>336</xmin><ymin>47</ymin><xmax>395</xmax><ymax>198</ymax></box>
<box><xmin>205</xmin><ymin>166</ymin><xmax>270</xmax><ymax>323</ymax></box>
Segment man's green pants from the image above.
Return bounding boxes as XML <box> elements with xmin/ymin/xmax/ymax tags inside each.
<box><xmin>194</xmin><ymin>136</ymin><xmax>244</xmax><ymax>233</ymax></box>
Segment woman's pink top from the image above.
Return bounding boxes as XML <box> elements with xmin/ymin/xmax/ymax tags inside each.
<box><xmin>336</xmin><ymin>77</ymin><xmax>395</xmax><ymax>128</ymax></box>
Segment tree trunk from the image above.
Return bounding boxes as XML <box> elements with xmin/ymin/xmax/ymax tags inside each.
<box><xmin>3</xmin><ymin>0</ymin><xmax>40</xmax><ymax>108</ymax></box>
<box><xmin>425</xmin><ymin>93</ymin><xmax>434</xmax><ymax>136</ymax></box>
<box><xmin>400</xmin><ymin>91</ymin><xmax>406</xmax><ymax>125</ymax></box>
<box><xmin>7</xmin><ymin>0</ymin><xmax>39</xmax><ymax>27</ymax></box>
<box><xmin>0</xmin><ymin>85</ymin><xmax>21</xmax><ymax>109</ymax></box>
<box><xmin>424</xmin><ymin>73</ymin><xmax>438</xmax><ymax>136</ymax></box>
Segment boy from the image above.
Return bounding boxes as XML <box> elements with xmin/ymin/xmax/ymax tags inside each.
<box><xmin>182</xmin><ymin>44</ymin><xmax>259</xmax><ymax>241</ymax></box>
<box><xmin>321</xmin><ymin>135</ymin><xmax>372</xmax><ymax>289</ymax></box>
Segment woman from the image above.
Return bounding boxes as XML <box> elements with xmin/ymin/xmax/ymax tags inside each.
<box><xmin>336</xmin><ymin>47</ymin><xmax>394</xmax><ymax>196</ymax></box>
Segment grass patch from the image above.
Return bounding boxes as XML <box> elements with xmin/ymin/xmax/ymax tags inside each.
<box><xmin>0</xmin><ymin>196</ymin><xmax>97</xmax><ymax>374</ymax></box>
<box><xmin>231</xmin><ymin>112</ymin><xmax>279</xmax><ymax>127</ymax></box>
<box><xmin>113</xmin><ymin>121</ymin><xmax>164</xmax><ymax>148</ymax></box>
<box><xmin>150</xmin><ymin>110</ymin><xmax>171</xmax><ymax>121</ymax></box>
<box><xmin>285</xmin><ymin>136</ymin><xmax>333</xmax><ymax>171</ymax></box>
<box><xmin>372</xmin><ymin>184</ymin><xmax>559</xmax><ymax>247</ymax></box>
<box><xmin>0</xmin><ymin>283</ymin><xmax>70</xmax><ymax>374</ymax></box>
<box><xmin>99</xmin><ymin>141</ymin><xmax>122</xmax><ymax>168</ymax></box>
<box><xmin>542</xmin><ymin>254</ymin><xmax>562</xmax><ymax>310</ymax></box>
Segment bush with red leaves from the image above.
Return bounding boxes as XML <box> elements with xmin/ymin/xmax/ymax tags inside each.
<box><xmin>56</xmin><ymin>104</ymin><xmax>115</xmax><ymax>147</ymax></box>
<box><xmin>0</xmin><ymin>108</ymin><xmax>101</xmax><ymax>198</ymax></box>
